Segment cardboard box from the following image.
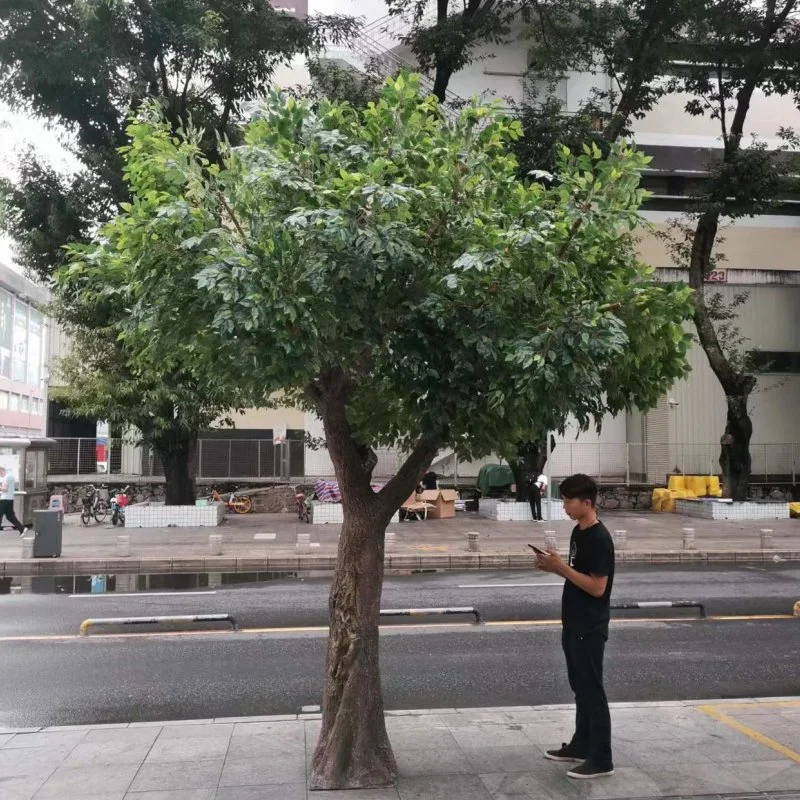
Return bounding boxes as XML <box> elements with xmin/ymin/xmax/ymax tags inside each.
<box><xmin>419</xmin><ymin>489</ymin><xmax>458</xmax><ymax>519</ymax></box>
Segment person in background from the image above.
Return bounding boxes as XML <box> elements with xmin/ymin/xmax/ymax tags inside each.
<box><xmin>420</xmin><ymin>471</ymin><xmax>438</xmax><ymax>491</ymax></box>
<box><xmin>528</xmin><ymin>471</ymin><xmax>548</xmax><ymax>521</ymax></box>
<box><xmin>0</xmin><ymin>466</ymin><xmax>27</xmax><ymax>537</ymax></box>
<box><xmin>534</xmin><ymin>473</ymin><xmax>615</xmax><ymax>780</ymax></box>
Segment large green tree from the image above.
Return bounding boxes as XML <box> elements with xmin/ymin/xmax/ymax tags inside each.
<box><xmin>0</xmin><ymin>0</ymin><xmax>358</xmax><ymax>281</ymax></box>
<box><xmin>80</xmin><ymin>75</ymin><xmax>692</xmax><ymax>787</ymax></box>
<box><xmin>519</xmin><ymin>0</ymin><xmax>800</xmax><ymax>499</ymax></box>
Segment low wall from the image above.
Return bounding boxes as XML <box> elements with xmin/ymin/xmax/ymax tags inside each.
<box><xmin>126</xmin><ymin>503</ymin><xmax>226</xmax><ymax>528</ymax></box>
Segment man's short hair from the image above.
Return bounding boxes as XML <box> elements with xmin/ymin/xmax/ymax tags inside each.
<box><xmin>559</xmin><ymin>473</ymin><xmax>598</xmax><ymax>506</ymax></box>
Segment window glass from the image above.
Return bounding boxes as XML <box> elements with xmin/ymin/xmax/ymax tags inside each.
<box><xmin>28</xmin><ymin>308</ymin><xmax>42</xmax><ymax>387</ymax></box>
<box><xmin>0</xmin><ymin>292</ymin><xmax>12</xmax><ymax>379</ymax></box>
<box><xmin>9</xmin><ymin>393</ymin><xmax>19</xmax><ymax>411</ymax></box>
<box><xmin>12</xmin><ymin>300</ymin><xmax>28</xmax><ymax>383</ymax></box>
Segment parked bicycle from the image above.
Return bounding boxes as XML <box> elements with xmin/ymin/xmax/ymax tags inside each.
<box><xmin>80</xmin><ymin>485</ymin><xmax>108</xmax><ymax>525</ymax></box>
<box><xmin>205</xmin><ymin>486</ymin><xmax>252</xmax><ymax>514</ymax></box>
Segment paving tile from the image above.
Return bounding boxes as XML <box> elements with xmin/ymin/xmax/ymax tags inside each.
<box><xmin>155</xmin><ymin>723</ymin><xmax>233</xmax><ymax>740</ymax></box>
<box><xmin>33</xmin><ymin>763</ymin><xmax>139</xmax><ymax>798</ymax></box>
<box><xmin>225</xmin><ymin>732</ymin><xmax>305</xmax><ymax>760</ymax></box>
<box><xmin>450</xmin><ymin>725</ymin><xmax>533</xmax><ymax>749</ymax></box>
<box><xmin>0</xmin><ymin>774</ymin><xmax>49</xmax><ymax>800</ymax></box>
<box><xmin>232</xmin><ymin>721</ymin><xmax>305</xmax><ymax>739</ymax></box>
<box><xmin>145</xmin><ymin>735</ymin><xmax>231</xmax><ymax>763</ymax></box>
<box><xmin>646</xmin><ymin>762</ymin><xmax>755</xmax><ymax>795</ymax></box>
<box><xmin>0</xmin><ymin>746</ymin><xmax>70</xmax><ymax>776</ymax></box>
<box><xmin>84</xmin><ymin>727</ymin><xmax>161</xmax><ymax>746</ymax></box>
<box><xmin>298</xmin><ymin>789</ymin><xmax>397</xmax><ymax>800</ymax></box>
<box><xmin>3</xmin><ymin>730</ymin><xmax>87</xmax><ymax>750</ymax></box>
<box><xmin>124</xmin><ymin>791</ymin><xmax>215</xmax><ymax>800</ymax></box>
<box><xmin>519</xmin><ymin>722</ymin><xmax>570</xmax><ymax>747</ymax></box>
<box><xmin>385</xmin><ymin>726</ymin><xmax>460</xmax><ymax>751</ymax></box>
<box><xmin>573</xmin><ymin>766</ymin><xmax>663</xmax><ymax>799</ymax></box>
<box><xmin>460</xmin><ymin>745</ymin><xmax>543</xmax><ymax>775</ymax></box>
<box><xmin>214</xmin><ymin>785</ymin><xmax>307</xmax><ymax>800</ymax></box>
<box><xmin>479</xmin><ymin>769</ymin><xmax>583</xmax><ymax>798</ymax></box>
<box><xmin>755</xmin><ymin>763</ymin><xmax>800</xmax><ymax>791</ymax></box>
<box><xmin>218</xmin><ymin>756</ymin><xmax>307</xmax><ymax>786</ymax></box>
<box><xmin>0</xmin><ymin>733</ymin><xmax>13</xmax><ymax>747</ymax></box>
<box><xmin>397</xmin><ymin>774</ymin><xmax>492</xmax><ymax>800</ymax></box>
<box><xmin>622</xmin><ymin>735</ymin><xmax>716</xmax><ymax>766</ymax></box>
<box><xmin>395</xmin><ymin>747</ymin><xmax>474</xmax><ymax>778</ymax></box>
<box><xmin>129</xmin><ymin>759</ymin><xmax>225</xmax><ymax>793</ymax></box>
<box><xmin>61</xmin><ymin>741</ymin><xmax>153</xmax><ymax>767</ymax></box>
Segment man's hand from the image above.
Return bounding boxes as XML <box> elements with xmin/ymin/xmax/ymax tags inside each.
<box><xmin>534</xmin><ymin>548</ymin><xmax>565</xmax><ymax>576</ymax></box>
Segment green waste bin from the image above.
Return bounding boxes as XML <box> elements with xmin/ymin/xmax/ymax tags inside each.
<box><xmin>33</xmin><ymin>510</ymin><xmax>63</xmax><ymax>558</ymax></box>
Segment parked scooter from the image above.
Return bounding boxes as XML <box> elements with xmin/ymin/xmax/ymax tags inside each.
<box><xmin>110</xmin><ymin>485</ymin><xmax>132</xmax><ymax>526</ymax></box>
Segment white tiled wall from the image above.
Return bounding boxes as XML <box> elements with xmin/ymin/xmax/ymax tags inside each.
<box><xmin>480</xmin><ymin>499</ymin><xmax>568</xmax><ymax>522</ymax></box>
<box><xmin>676</xmin><ymin>499</ymin><xmax>789</xmax><ymax>521</ymax></box>
<box><xmin>126</xmin><ymin>503</ymin><xmax>226</xmax><ymax>528</ymax></box>
<box><xmin>309</xmin><ymin>502</ymin><xmax>400</xmax><ymax>525</ymax></box>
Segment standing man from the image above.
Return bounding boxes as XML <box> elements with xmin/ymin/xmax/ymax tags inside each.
<box><xmin>534</xmin><ymin>473</ymin><xmax>614</xmax><ymax>779</ymax></box>
<box><xmin>528</xmin><ymin>471</ymin><xmax>547</xmax><ymax>521</ymax></box>
<box><xmin>0</xmin><ymin>466</ymin><xmax>27</xmax><ymax>537</ymax></box>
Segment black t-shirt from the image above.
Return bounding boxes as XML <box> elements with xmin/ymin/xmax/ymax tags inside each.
<box><xmin>561</xmin><ymin>520</ymin><xmax>615</xmax><ymax>635</ymax></box>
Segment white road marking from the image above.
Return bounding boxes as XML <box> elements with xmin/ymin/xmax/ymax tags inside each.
<box><xmin>254</xmin><ymin>533</ymin><xmax>277</xmax><ymax>540</ymax></box>
<box><xmin>457</xmin><ymin>583</ymin><xmax>563</xmax><ymax>589</ymax></box>
<box><xmin>69</xmin><ymin>592</ymin><xmax>218</xmax><ymax>599</ymax></box>
<box><xmin>301</xmin><ymin>704</ymin><xmax>321</xmax><ymax>713</ymax></box>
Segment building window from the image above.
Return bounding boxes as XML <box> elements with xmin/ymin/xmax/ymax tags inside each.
<box><xmin>0</xmin><ymin>391</ymin><xmax>7</xmax><ymax>410</ymax></box>
<box><xmin>9</xmin><ymin>393</ymin><xmax>19</xmax><ymax>411</ymax></box>
<box><xmin>12</xmin><ymin>300</ymin><xmax>27</xmax><ymax>384</ymax></box>
<box><xmin>0</xmin><ymin>292</ymin><xmax>11</xmax><ymax>379</ymax></box>
<box><xmin>750</xmin><ymin>351</ymin><xmax>800</xmax><ymax>374</ymax></box>
<box><xmin>20</xmin><ymin>395</ymin><xmax>29</xmax><ymax>413</ymax></box>
<box><xmin>28</xmin><ymin>308</ymin><xmax>42</xmax><ymax>388</ymax></box>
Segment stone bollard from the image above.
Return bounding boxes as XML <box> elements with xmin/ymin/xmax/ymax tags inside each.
<box><xmin>760</xmin><ymin>528</ymin><xmax>774</xmax><ymax>549</ymax></box>
<box><xmin>793</xmin><ymin>600</ymin><xmax>800</xmax><ymax>618</ymax></box>
<box><xmin>682</xmin><ymin>527</ymin><xmax>696</xmax><ymax>551</ymax></box>
<box><xmin>613</xmin><ymin>530</ymin><xmax>627</xmax><ymax>551</ymax></box>
<box><xmin>544</xmin><ymin>530</ymin><xmax>557</xmax><ymax>551</ymax></box>
<box><xmin>21</xmin><ymin>535</ymin><xmax>34</xmax><ymax>559</ymax></box>
<box><xmin>467</xmin><ymin>531</ymin><xmax>480</xmax><ymax>552</ymax></box>
<box><xmin>385</xmin><ymin>531</ymin><xmax>396</xmax><ymax>555</ymax></box>
<box><xmin>116</xmin><ymin>535</ymin><xmax>131</xmax><ymax>557</ymax></box>
<box><xmin>296</xmin><ymin>533</ymin><xmax>311</xmax><ymax>554</ymax></box>
<box><xmin>209</xmin><ymin>534</ymin><xmax>223</xmax><ymax>556</ymax></box>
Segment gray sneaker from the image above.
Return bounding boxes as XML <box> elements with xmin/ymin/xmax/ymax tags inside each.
<box><xmin>567</xmin><ymin>761</ymin><xmax>615</xmax><ymax>779</ymax></box>
<box><xmin>544</xmin><ymin>743</ymin><xmax>586</xmax><ymax>762</ymax></box>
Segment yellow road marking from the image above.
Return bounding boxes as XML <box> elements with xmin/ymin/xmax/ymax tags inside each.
<box><xmin>0</xmin><ymin>613</ymin><xmax>794</xmax><ymax>643</ymax></box>
<box><xmin>698</xmin><ymin>704</ymin><xmax>800</xmax><ymax>764</ymax></box>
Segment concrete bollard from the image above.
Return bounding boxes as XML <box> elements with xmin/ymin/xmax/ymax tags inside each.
<box><xmin>760</xmin><ymin>528</ymin><xmax>774</xmax><ymax>549</ymax></box>
<box><xmin>21</xmin><ymin>535</ymin><xmax>34</xmax><ymax>559</ymax></box>
<box><xmin>209</xmin><ymin>534</ymin><xmax>223</xmax><ymax>556</ymax></box>
<box><xmin>296</xmin><ymin>533</ymin><xmax>311</xmax><ymax>554</ymax></box>
<box><xmin>682</xmin><ymin>527</ymin><xmax>696</xmax><ymax>550</ymax></box>
<box><xmin>613</xmin><ymin>530</ymin><xmax>627</xmax><ymax>551</ymax></box>
<box><xmin>793</xmin><ymin>600</ymin><xmax>800</xmax><ymax>618</ymax></box>
<box><xmin>116</xmin><ymin>535</ymin><xmax>131</xmax><ymax>557</ymax></box>
<box><xmin>544</xmin><ymin>530</ymin><xmax>557</xmax><ymax>551</ymax></box>
<box><xmin>385</xmin><ymin>531</ymin><xmax>396</xmax><ymax>555</ymax></box>
<box><xmin>467</xmin><ymin>531</ymin><xmax>480</xmax><ymax>552</ymax></box>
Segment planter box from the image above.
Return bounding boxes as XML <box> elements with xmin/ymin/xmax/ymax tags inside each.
<box><xmin>675</xmin><ymin>498</ymin><xmax>789</xmax><ymax>521</ymax></box>
<box><xmin>480</xmin><ymin>499</ymin><xmax>568</xmax><ymax>522</ymax></box>
<box><xmin>309</xmin><ymin>502</ymin><xmax>400</xmax><ymax>525</ymax></box>
<box><xmin>126</xmin><ymin>502</ymin><xmax>226</xmax><ymax>528</ymax></box>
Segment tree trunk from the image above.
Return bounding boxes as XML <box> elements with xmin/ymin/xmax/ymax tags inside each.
<box><xmin>511</xmin><ymin>436</ymin><xmax>555</xmax><ymax>502</ymax></box>
<box><xmin>309</xmin><ymin>502</ymin><xmax>396</xmax><ymax>790</ymax></box>
<box><xmin>719</xmin><ymin>395</ymin><xmax>752</xmax><ymax>502</ymax></box>
<box><xmin>152</xmin><ymin>430</ymin><xmax>197</xmax><ymax>506</ymax></box>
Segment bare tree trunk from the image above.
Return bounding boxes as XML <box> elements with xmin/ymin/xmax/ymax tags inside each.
<box><xmin>511</xmin><ymin>436</ymin><xmax>555</xmax><ymax>502</ymax></box>
<box><xmin>310</xmin><ymin>502</ymin><xmax>396</xmax><ymax>790</ymax></box>
<box><xmin>719</xmin><ymin>395</ymin><xmax>752</xmax><ymax>502</ymax></box>
<box><xmin>151</xmin><ymin>428</ymin><xmax>197</xmax><ymax>506</ymax></box>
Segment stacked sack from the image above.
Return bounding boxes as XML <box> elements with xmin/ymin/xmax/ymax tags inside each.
<box><xmin>652</xmin><ymin>475</ymin><xmax>723</xmax><ymax>512</ymax></box>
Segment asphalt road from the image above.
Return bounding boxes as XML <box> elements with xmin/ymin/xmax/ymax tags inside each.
<box><xmin>0</xmin><ymin>565</ymin><xmax>798</xmax><ymax>728</ymax></box>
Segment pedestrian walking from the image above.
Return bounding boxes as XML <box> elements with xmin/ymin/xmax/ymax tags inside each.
<box><xmin>534</xmin><ymin>473</ymin><xmax>615</xmax><ymax>779</ymax></box>
<box><xmin>0</xmin><ymin>466</ymin><xmax>27</xmax><ymax>537</ymax></box>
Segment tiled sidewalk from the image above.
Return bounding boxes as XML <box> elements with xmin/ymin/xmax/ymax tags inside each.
<box><xmin>1</xmin><ymin>699</ymin><xmax>799</xmax><ymax>799</ymax></box>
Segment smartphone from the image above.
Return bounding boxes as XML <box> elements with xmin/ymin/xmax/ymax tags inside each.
<box><xmin>527</xmin><ymin>543</ymin><xmax>547</xmax><ymax>556</ymax></box>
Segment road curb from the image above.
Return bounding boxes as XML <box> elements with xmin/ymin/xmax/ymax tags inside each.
<box><xmin>1</xmin><ymin>549</ymin><xmax>799</xmax><ymax>576</ymax></box>
<box><xmin>5</xmin><ymin>696</ymin><xmax>798</xmax><ymax>735</ymax></box>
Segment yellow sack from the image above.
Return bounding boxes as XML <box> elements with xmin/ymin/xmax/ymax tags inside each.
<box><xmin>688</xmin><ymin>475</ymin><xmax>707</xmax><ymax>497</ymax></box>
<box><xmin>662</xmin><ymin>496</ymin><xmax>677</xmax><ymax>513</ymax></box>
<box><xmin>668</xmin><ymin>475</ymin><xmax>686</xmax><ymax>492</ymax></box>
<box><xmin>790</xmin><ymin>502</ymin><xmax>800</xmax><ymax>519</ymax></box>
<box><xmin>651</xmin><ymin>488</ymin><xmax>669</xmax><ymax>512</ymax></box>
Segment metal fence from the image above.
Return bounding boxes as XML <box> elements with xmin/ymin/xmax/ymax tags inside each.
<box><xmin>47</xmin><ymin>438</ymin><xmax>799</xmax><ymax>485</ymax></box>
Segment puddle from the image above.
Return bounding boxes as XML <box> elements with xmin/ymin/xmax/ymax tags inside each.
<box><xmin>0</xmin><ymin>570</ymin><xmax>334</xmax><ymax>595</ymax></box>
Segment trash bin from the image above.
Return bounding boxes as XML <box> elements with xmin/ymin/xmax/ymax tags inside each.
<box><xmin>33</xmin><ymin>510</ymin><xmax>63</xmax><ymax>558</ymax></box>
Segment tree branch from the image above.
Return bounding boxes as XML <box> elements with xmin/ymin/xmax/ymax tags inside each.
<box><xmin>379</xmin><ymin>435</ymin><xmax>442</xmax><ymax>515</ymax></box>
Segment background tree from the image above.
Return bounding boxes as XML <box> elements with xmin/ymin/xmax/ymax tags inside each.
<box><xmin>0</xmin><ymin>0</ymin><xmax>358</xmax><ymax>281</ymax></box>
<box><xmin>91</xmin><ymin>76</ymin><xmax>692</xmax><ymax>787</ymax></box>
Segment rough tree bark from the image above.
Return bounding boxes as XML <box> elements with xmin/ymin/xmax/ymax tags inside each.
<box><xmin>310</xmin><ymin>369</ymin><xmax>439</xmax><ymax>790</ymax></box>
<box><xmin>150</xmin><ymin>425</ymin><xmax>198</xmax><ymax>506</ymax></box>
<box><xmin>511</xmin><ymin>435</ymin><xmax>555</xmax><ymax>502</ymax></box>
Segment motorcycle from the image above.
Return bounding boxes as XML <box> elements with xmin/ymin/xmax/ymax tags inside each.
<box><xmin>110</xmin><ymin>485</ymin><xmax>132</xmax><ymax>526</ymax></box>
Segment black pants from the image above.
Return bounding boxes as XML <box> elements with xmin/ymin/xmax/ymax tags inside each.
<box><xmin>528</xmin><ymin>484</ymin><xmax>542</xmax><ymax>520</ymax></box>
<box><xmin>0</xmin><ymin>500</ymin><xmax>24</xmax><ymax>534</ymax></box>
<box><xmin>562</xmin><ymin>628</ymin><xmax>612</xmax><ymax>767</ymax></box>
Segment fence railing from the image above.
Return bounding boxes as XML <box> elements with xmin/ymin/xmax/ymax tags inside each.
<box><xmin>46</xmin><ymin>438</ymin><xmax>799</xmax><ymax>485</ymax></box>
